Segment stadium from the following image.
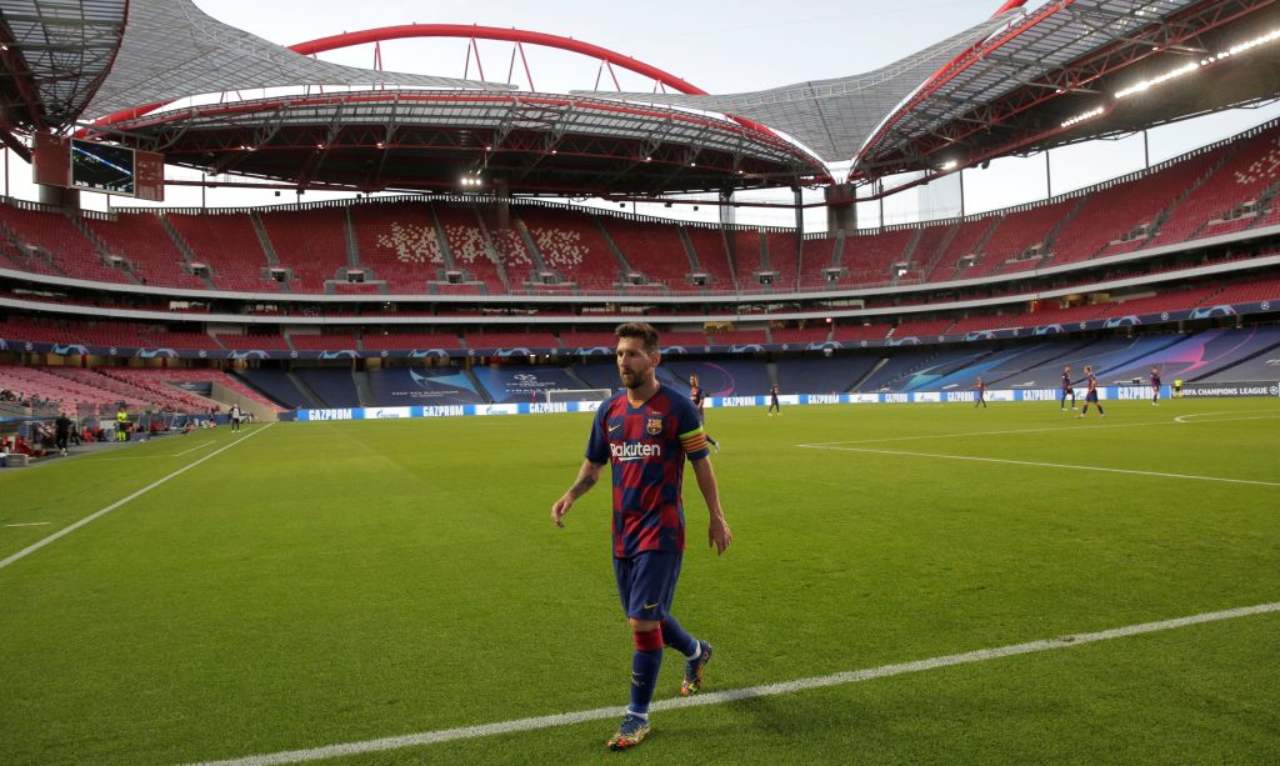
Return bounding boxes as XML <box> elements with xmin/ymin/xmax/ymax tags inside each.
<box><xmin>1</xmin><ymin>0</ymin><xmax>1278</xmax><ymax>763</ymax></box>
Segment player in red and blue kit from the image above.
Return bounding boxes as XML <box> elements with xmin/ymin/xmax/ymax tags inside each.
<box><xmin>974</xmin><ymin>377</ymin><xmax>987</xmax><ymax>408</ymax></box>
<box><xmin>552</xmin><ymin>322</ymin><xmax>733</xmax><ymax>752</ymax></box>
<box><xmin>1061</xmin><ymin>365</ymin><xmax>1076</xmax><ymax>411</ymax></box>
<box><xmin>1079</xmin><ymin>365</ymin><xmax>1104</xmax><ymax>418</ymax></box>
<box><xmin>1150</xmin><ymin>366</ymin><xmax>1162</xmax><ymax>406</ymax></box>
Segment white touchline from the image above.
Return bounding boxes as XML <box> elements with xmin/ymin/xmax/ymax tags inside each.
<box><xmin>0</xmin><ymin>424</ymin><xmax>274</xmax><ymax>572</ymax></box>
<box><xmin>173</xmin><ymin>440</ymin><xmax>216</xmax><ymax>457</ymax></box>
<box><xmin>4</xmin><ymin>522</ymin><xmax>51</xmax><ymax>527</ymax></box>
<box><xmin>795</xmin><ymin>443</ymin><xmax>1280</xmax><ymax>487</ymax></box>
<box><xmin>1174</xmin><ymin>412</ymin><xmax>1280</xmax><ymax>425</ymax></box>
<box><xmin>182</xmin><ymin>600</ymin><xmax>1280</xmax><ymax>766</ymax></box>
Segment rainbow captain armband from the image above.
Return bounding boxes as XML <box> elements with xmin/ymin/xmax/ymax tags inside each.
<box><xmin>679</xmin><ymin>426</ymin><xmax>710</xmax><ymax>457</ymax></box>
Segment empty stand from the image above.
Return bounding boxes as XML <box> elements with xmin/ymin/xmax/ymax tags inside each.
<box><xmin>87</xmin><ymin>214</ymin><xmax>206</xmax><ymax>289</ymax></box>
<box><xmin>167</xmin><ymin>212</ymin><xmax>278</xmax><ymax>291</ymax></box>
<box><xmin>603</xmin><ymin>218</ymin><xmax>691</xmax><ymax>289</ymax></box>
<box><xmin>348</xmin><ymin>202</ymin><xmax>443</xmax><ymax>292</ymax></box>
<box><xmin>259</xmin><ymin>207</ymin><xmax>349</xmax><ymax>292</ymax></box>
<box><xmin>519</xmin><ymin>207</ymin><xmax>619</xmax><ymax>290</ymax></box>
<box><xmin>0</xmin><ymin>204</ymin><xmax>127</xmax><ymax>283</ymax></box>
<box><xmin>1156</xmin><ymin>131</ymin><xmax>1280</xmax><ymax>245</ymax></box>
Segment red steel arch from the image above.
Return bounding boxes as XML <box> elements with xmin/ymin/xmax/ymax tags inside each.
<box><xmin>292</xmin><ymin>24</ymin><xmax>709</xmax><ymax>95</ymax></box>
<box><xmin>88</xmin><ymin>24</ymin><xmax>710</xmax><ymax>132</ymax></box>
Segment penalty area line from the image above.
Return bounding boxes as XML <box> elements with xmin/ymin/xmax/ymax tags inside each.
<box><xmin>0</xmin><ymin>424</ymin><xmax>274</xmax><ymax>572</ymax></box>
<box><xmin>183</xmin><ymin>600</ymin><xmax>1280</xmax><ymax>766</ymax></box>
<box><xmin>795</xmin><ymin>443</ymin><xmax>1280</xmax><ymax>488</ymax></box>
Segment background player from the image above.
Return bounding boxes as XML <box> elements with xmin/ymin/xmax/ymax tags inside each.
<box><xmin>551</xmin><ymin>323</ymin><xmax>733</xmax><ymax>751</ymax></box>
<box><xmin>1061</xmin><ymin>365</ymin><xmax>1077</xmax><ymax>411</ymax></box>
<box><xmin>1150</xmin><ymin>366</ymin><xmax>1162</xmax><ymax>406</ymax></box>
<box><xmin>767</xmin><ymin>383</ymin><xmax>781</xmax><ymax>416</ymax></box>
<box><xmin>687</xmin><ymin>374</ymin><xmax>721</xmax><ymax>452</ymax></box>
<box><xmin>1079</xmin><ymin>365</ymin><xmax>1104</xmax><ymax>418</ymax></box>
<box><xmin>974</xmin><ymin>377</ymin><xmax>987</xmax><ymax>408</ymax></box>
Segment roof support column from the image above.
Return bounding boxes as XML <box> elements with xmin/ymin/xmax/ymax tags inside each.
<box><xmin>1045</xmin><ymin>149</ymin><xmax>1052</xmax><ymax>200</ymax></box>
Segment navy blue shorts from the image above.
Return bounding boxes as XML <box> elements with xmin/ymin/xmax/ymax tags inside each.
<box><xmin>1086</xmin><ymin>391</ymin><xmax>1099</xmax><ymax>402</ymax></box>
<box><xmin>614</xmin><ymin>551</ymin><xmax>682</xmax><ymax>621</ymax></box>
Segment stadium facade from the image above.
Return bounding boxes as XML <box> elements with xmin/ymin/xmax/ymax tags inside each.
<box><xmin>1</xmin><ymin>0</ymin><xmax>1279</xmax><ymax>422</ymax></box>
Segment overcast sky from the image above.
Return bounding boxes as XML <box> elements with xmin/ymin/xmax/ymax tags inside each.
<box><xmin>7</xmin><ymin>0</ymin><xmax>1279</xmax><ymax>228</ymax></box>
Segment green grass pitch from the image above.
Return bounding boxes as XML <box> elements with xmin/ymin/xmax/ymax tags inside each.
<box><xmin>2</xmin><ymin>397</ymin><xmax>1278</xmax><ymax>765</ymax></box>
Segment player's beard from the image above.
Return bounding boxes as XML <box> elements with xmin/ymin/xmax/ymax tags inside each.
<box><xmin>619</xmin><ymin>367</ymin><xmax>647</xmax><ymax>389</ymax></box>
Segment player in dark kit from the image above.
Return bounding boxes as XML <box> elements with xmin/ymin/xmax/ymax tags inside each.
<box><xmin>551</xmin><ymin>322</ymin><xmax>733</xmax><ymax>752</ymax></box>
<box><xmin>1079</xmin><ymin>365</ymin><xmax>1104</xmax><ymax>418</ymax></box>
<box><xmin>687</xmin><ymin>374</ymin><xmax>721</xmax><ymax>452</ymax></box>
<box><xmin>767</xmin><ymin>383</ymin><xmax>781</xmax><ymax>416</ymax></box>
<box><xmin>1150</xmin><ymin>366</ymin><xmax>1162</xmax><ymax>406</ymax></box>
<box><xmin>1060</xmin><ymin>365</ymin><xmax>1076</xmax><ymax>411</ymax></box>
<box><xmin>974</xmin><ymin>377</ymin><xmax>987</xmax><ymax>408</ymax></box>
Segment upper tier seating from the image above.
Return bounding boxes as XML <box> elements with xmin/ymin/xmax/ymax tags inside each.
<box><xmin>1154</xmin><ymin>131</ymin><xmax>1280</xmax><ymax>245</ymax></box>
<box><xmin>87</xmin><ymin>214</ymin><xmax>206</xmax><ymax>289</ymax></box>
<box><xmin>519</xmin><ymin>207</ymin><xmax>619</xmax><ymax>291</ymax></box>
<box><xmin>348</xmin><ymin>203</ymin><xmax>441</xmax><ymax>292</ymax></box>
<box><xmin>0</xmin><ymin>204</ymin><xmax>127</xmax><ymax>283</ymax></box>
<box><xmin>4</xmin><ymin>121</ymin><xmax>1280</xmax><ymax>299</ymax></box>
<box><xmin>433</xmin><ymin>204</ymin><xmax>506</xmax><ymax>293</ymax></box>
<box><xmin>838</xmin><ymin>228</ymin><xmax>915</xmax><ymax>287</ymax></box>
<box><xmin>684</xmin><ymin>227</ymin><xmax>736</xmax><ymax>290</ymax></box>
<box><xmin>1050</xmin><ymin>153</ymin><xmax>1219</xmax><ymax>264</ymax></box>
<box><xmin>167</xmin><ymin>212</ymin><xmax>278</xmax><ymax>292</ymax></box>
<box><xmin>602</xmin><ymin>218</ymin><xmax>691</xmax><ymax>290</ymax></box>
<box><xmin>259</xmin><ymin>207</ymin><xmax>350</xmax><ymax>292</ymax></box>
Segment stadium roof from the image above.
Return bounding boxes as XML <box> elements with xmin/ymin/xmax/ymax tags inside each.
<box><xmin>570</xmin><ymin>12</ymin><xmax>1018</xmax><ymax>163</ymax></box>
<box><xmin>0</xmin><ymin>0</ymin><xmax>127</xmax><ymax>134</ymax></box>
<box><xmin>82</xmin><ymin>0</ymin><xmax>508</xmax><ymax>121</ymax></box>
<box><xmin>855</xmin><ymin>0</ymin><xmax>1280</xmax><ymax>181</ymax></box>
<box><xmin>107</xmin><ymin>90</ymin><xmax>829</xmax><ymax>195</ymax></box>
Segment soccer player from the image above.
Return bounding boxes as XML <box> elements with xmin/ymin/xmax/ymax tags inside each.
<box><xmin>551</xmin><ymin>322</ymin><xmax>733</xmax><ymax>752</ymax></box>
<box><xmin>1060</xmin><ymin>365</ymin><xmax>1076</xmax><ymax>411</ymax></box>
<box><xmin>1150</xmin><ymin>366</ymin><xmax>1162</xmax><ymax>406</ymax></box>
<box><xmin>1079</xmin><ymin>365</ymin><xmax>1104</xmax><ymax>418</ymax></box>
<box><xmin>974</xmin><ymin>377</ymin><xmax>987</xmax><ymax>408</ymax></box>
<box><xmin>687</xmin><ymin>374</ymin><xmax>721</xmax><ymax>452</ymax></box>
<box><xmin>767</xmin><ymin>383</ymin><xmax>781</xmax><ymax>416</ymax></box>
<box><xmin>230</xmin><ymin>403</ymin><xmax>243</xmax><ymax>432</ymax></box>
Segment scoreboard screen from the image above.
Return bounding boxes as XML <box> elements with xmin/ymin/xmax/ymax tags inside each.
<box><xmin>70</xmin><ymin>139</ymin><xmax>136</xmax><ymax>196</ymax></box>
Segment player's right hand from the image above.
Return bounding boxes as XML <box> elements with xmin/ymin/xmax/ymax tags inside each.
<box><xmin>551</xmin><ymin>496</ymin><xmax>572</xmax><ymax>528</ymax></box>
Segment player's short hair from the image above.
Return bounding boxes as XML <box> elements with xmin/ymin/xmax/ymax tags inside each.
<box><xmin>615</xmin><ymin>322</ymin><xmax>660</xmax><ymax>352</ymax></box>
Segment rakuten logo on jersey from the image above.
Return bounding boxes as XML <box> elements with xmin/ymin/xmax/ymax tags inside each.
<box><xmin>611</xmin><ymin>442</ymin><xmax>663</xmax><ymax>462</ymax></box>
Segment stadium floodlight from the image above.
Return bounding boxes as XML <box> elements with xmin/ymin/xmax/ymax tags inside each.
<box><xmin>1061</xmin><ymin>106</ymin><xmax>1106</xmax><ymax>129</ymax></box>
<box><xmin>940</xmin><ymin>160</ymin><xmax>958</xmax><ymax>171</ymax></box>
<box><xmin>1116</xmin><ymin>28</ymin><xmax>1280</xmax><ymax>101</ymax></box>
<box><xmin>1114</xmin><ymin>62</ymin><xmax>1200</xmax><ymax>99</ymax></box>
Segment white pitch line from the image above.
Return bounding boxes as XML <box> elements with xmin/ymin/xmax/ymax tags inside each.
<box><xmin>4</xmin><ymin>522</ymin><xmax>51</xmax><ymax>527</ymax></box>
<box><xmin>802</xmin><ymin>412</ymin><xmax>1280</xmax><ymax>448</ymax></box>
<box><xmin>173</xmin><ymin>440</ymin><xmax>216</xmax><ymax>457</ymax></box>
<box><xmin>183</xmin><ymin>600</ymin><xmax>1280</xmax><ymax>766</ymax></box>
<box><xmin>796</xmin><ymin>443</ymin><xmax>1280</xmax><ymax>487</ymax></box>
<box><xmin>0</xmin><ymin>424</ymin><xmax>273</xmax><ymax>572</ymax></box>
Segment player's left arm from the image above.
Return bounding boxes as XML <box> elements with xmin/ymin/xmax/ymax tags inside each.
<box><xmin>690</xmin><ymin>457</ymin><xmax>732</xmax><ymax>555</ymax></box>
<box><xmin>677</xmin><ymin>397</ymin><xmax>731</xmax><ymax>553</ymax></box>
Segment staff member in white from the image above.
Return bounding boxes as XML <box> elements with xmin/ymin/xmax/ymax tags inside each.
<box><xmin>229</xmin><ymin>404</ymin><xmax>243</xmax><ymax>432</ymax></box>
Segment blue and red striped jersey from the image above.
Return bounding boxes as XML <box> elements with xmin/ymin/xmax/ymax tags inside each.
<box><xmin>585</xmin><ymin>385</ymin><xmax>710</xmax><ymax>558</ymax></box>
